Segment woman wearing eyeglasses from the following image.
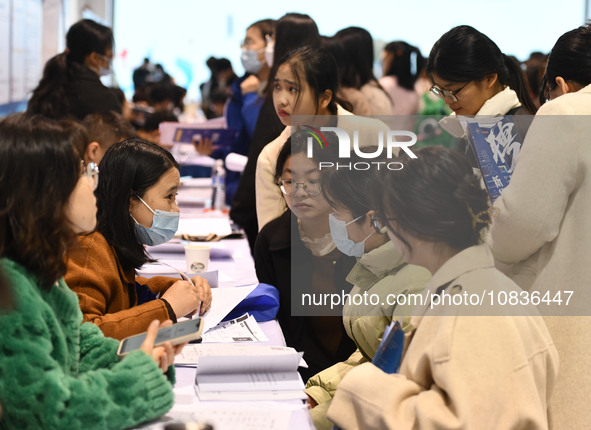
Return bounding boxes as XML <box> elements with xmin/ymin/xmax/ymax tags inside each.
<box><xmin>65</xmin><ymin>138</ymin><xmax>212</xmax><ymax>341</ymax></box>
<box><xmin>304</xmin><ymin>149</ymin><xmax>430</xmax><ymax>430</ymax></box>
<box><xmin>490</xmin><ymin>23</ymin><xmax>591</xmax><ymax>429</ymax></box>
<box><xmin>254</xmin><ymin>134</ymin><xmax>357</xmax><ymax>382</ymax></box>
<box><xmin>427</xmin><ymin>26</ymin><xmax>536</xmax><ymax>163</ymax></box>
<box><xmin>326</xmin><ymin>146</ymin><xmax>558</xmax><ymax>429</ymax></box>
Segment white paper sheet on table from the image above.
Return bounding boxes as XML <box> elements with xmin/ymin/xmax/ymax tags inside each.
<box><xmin>181</xmin><ymin>403</ymin><xmax>295</xmax><ymax>430</ymax></box>
<box><xmin>200</xmin><ymin>284</ymin><xmax>257</xmax><ymax>333</ymax></box>
<box><xmin>175</xmin><ymin>344</ymin><xmax>298</xmax><ymax>366</ymax></box>
<box><xmin>201</xmin><ymin>314</ymin><xmax>269</xmax><ymax>343</ymax></box>
<box><xmin>181</xmin><ymin>177</ymin><xmax>213</xmax><ymax>188</ymax></box>
<box><xmin>176</xmin><ymin>193</ymin><xmax>209</xmax><ymax>206</ymax></box>
<box><xmin>175</xmin><ymin>217</ymin><xmax>233</xmax><ymax>237</ymax></box>
<box><xmin>147</xmin><ymin>240</ymin><xmax>235</xmax><ymax>259</ymax></box>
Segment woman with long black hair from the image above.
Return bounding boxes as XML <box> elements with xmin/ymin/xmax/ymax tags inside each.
<box><xmin>27</xmin><ymin>19</ymin><xmax>121</xmax><ymax>120</ymax></box>
<box><xmin>427</xmin><ymin>25</ymin><xmax>536</xmax><ymax>163</ymax></box>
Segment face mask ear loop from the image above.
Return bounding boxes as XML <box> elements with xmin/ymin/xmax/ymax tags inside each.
<box><xmin>352</xmin><ymin>212</ymin><xmax>374</xmax><ymax>244</ymax></box>
<box><xmin>361</xmin><ymin>231</ymin><xmax>375</xmax><ymax>244</ymax></box>
<box><xmin>345</xmin><ymin>213</ymin><xmax>365</xmax><ymax>226</ymax></box>
<box><xmin>135</xmin><ymin>194</ymin><xmax>156</xmax><ymax>215</ymax></box>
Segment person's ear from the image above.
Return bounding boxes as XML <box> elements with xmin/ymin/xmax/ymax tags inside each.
<box><xmin>319</xmin><ymin>89</ymin><xmax>333</xmax><ymax>110</ymax></box>
<box><xmin>85</xmin><ymin>141</ymin><xmax>102</xmax><ymax>164</ymax></box>
<box><xmin>361</xmin><ymin>210</ymin><xmax>374</xmax><ymax>231</ymax></box>
<box><xmin>555</xmin><ymin>76</ymin><xmax>579</xmax><ymax>95</ymax></box>
<box><xmin>485</xmin><ymin>73</ymin><xmax>499</xmax><ymax>89</ymax></box>
<box><xmin>129</xmin><ymin>193</ymin><xmax>140</xmax><ymax>214</ymax></box>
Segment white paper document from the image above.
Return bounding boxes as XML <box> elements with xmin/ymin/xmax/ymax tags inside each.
<box><xmin>175</xmin><ymin>343</ymin><xmax>298</xmax><ymax>366</ymax></box>
<box><xmin>194</xmin><ymin>351</ymin><xmax>306</xmax><ymax>401</ymax></box>
<box><xmin>146</xmin><ymin>240</ymin><xmax>235</xmax><ymax>259</ymax></box>
<box><xmin>202</xmin><ymin>314</ymin><xmax>269</xmax><ymax>343</ymax></box>
<box><xmin>200</xmin><ymin>284</ymin><xmax>257</xmax><ymax>333</ymax></box>
<box><xmin>175</xmin><ymin>217</ymin><xmax>233</xmax><ymax>238</ymax></box>
<box><xmin>180</xmin><ymin>403</ymin><xmax>297</xmax><ymax>430</ymax></box>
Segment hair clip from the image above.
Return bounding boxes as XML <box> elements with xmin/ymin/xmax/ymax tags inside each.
<box><xmin>467</xmin><ymin>205</ymin><xmax>491</xmax><ymax>231</ymax></box>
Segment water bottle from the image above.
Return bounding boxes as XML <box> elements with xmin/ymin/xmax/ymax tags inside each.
<box><xmin>210</xmin><ymin>159</ymin><xmax>226</xmax><ymax>211</ymax></box>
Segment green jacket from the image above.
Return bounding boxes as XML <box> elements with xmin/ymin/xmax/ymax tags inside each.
<box><xmin>0</xmin><ymin>259</ymin><xmax>174</xmax><ymax>430</ymax></box>
<box><xmin>305</xmin><ymin>241</ymin><xmax>430</xmax><ymax>430</ymax></box>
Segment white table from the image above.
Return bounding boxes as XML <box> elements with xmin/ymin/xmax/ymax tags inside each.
<box><xmin>133</xmin><ymin>188</ymin><xmax>313</xmax><ymax>430</ymax></box>
<box><xmin>135</xmin><ymin>321</ymin><xmax>313</xmax><ymax>430</ymax></box>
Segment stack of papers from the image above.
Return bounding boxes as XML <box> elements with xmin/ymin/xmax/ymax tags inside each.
<box><xmin>175</xmin><ymin>344</ymin><xmax>300</xmax><ymax>366</ymax></box>
<box><xmin>194</xmin><ymin>350</ymin><xmax>306</xmax><ymax>401</ymax></box>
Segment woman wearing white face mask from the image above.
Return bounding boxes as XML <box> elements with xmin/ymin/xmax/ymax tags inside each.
<box><xmin>66</xmin><ymin>138</ymin><xmax>212</xmax><ymax>340</ymax></box>
<box><xmin>304</xmin><ymin>149</ymin><xmax>430</xmax><ymax>430</ymax></box>
<box><xmin>230</xmin><ymin>13</ymin><xmax>321</xmax><ymax>252</ymax></box>
<box><xmin>195</xmin><ymin>19</ymin><xmax>275</xmax><ymax>206</ymax></box>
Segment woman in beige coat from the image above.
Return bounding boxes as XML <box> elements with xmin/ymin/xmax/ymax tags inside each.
<box><xmin>490</xmin><ymin>24</ymin><xmax>591</xmax><ymax>428</ymax></box>
<box><xmin>305</xmin><ymin>150</ymin><xmax>430</xmax><ymax>430</ymax></box>
<box><xmin>327</xmin><ymin>147</ymin><xmax>557</xmax><ymax>429</ymax></box>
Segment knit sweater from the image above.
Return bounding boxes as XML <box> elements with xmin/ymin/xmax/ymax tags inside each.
<box><xmin>0</xmin><ymin>258</ymin><xmax>174</xmax><ymax>430</ymax></box>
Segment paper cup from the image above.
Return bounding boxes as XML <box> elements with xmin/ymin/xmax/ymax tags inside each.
<box><xmin>184</xmin><ymin>245</ymin><xmax>210</xmax><ymax>274</ymax></box>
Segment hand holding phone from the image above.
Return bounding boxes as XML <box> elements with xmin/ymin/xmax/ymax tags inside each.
<box><xmin>140</xmin><ymin>320</ymin><xmax>176</xmax><ymax>372</ymax></box>
<box><xmin>118</xmin><ymin>318</ymin><xmax>204</xmax><ymax>359</ymax></box>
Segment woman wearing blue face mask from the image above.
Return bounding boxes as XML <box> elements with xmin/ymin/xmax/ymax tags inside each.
<box><xmin>304</xmin><ymin>149</ymin><xmax>430</xmax><ymax>430</ymax></box>
<box><xmin>65</xmin><ymin>138</ymin><xmax>212</xmax><ymax>340</ymax></box>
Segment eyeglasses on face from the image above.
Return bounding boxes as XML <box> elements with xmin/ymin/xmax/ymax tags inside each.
<box><xmin>429</xmin><ymin>81</ymin><xmax>471</xmax><ymax>103</ymax></box>
<box><xmin>370</xmin><ymin>216</ymin><xmax>397</xmax><ymax>234</ymax></box>
<box><xmin>278</xmin><ymin>179</ymin><xmax>321</xmax><ymax>196</ymax></box>
<box><xmin>82</xmin><ymin>161</ymin><xmax>99</xmax><ymax>190</ymax></box>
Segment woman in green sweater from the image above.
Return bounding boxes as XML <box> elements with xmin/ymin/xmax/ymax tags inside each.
<box><xmin>0</xmin><ymin>114</ymin><xmax>180</xmax><ymax>429</ymax></box>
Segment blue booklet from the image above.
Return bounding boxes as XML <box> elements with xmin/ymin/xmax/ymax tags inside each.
<box><xmin>466</xmin><ymin>116</ymin><xmax>523</xmax><ymax>202</ymax></box>
<box><xmin>372</xmin><ymin>320</ymin><xmax>404</xmax><ymax>374</ymax></box>
<box><xmin>170</xmin><ymin>127</ymin><xmax>238</xmax><ymax>149</ymax></box>
<box><xmin>332</xmin><ymin>325</ymin><xmax>405</xmax><ymax>430</ymax></box>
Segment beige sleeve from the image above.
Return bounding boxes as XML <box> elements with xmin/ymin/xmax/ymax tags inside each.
<box><xmin>327</xmin><ymin>315</ymin><xmax>556</xmax><ymax>429</ymax></box>
<box><xmin>255</xmin><ymin>140</ymin><xmax>287</xmax><ymax>230</ymax></box>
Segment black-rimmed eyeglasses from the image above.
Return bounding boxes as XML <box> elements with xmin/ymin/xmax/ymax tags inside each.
<box><xmin>370</xmin><ymin>217</ymin><xmax>396</xmax><ymax>234</ymax></box>
<box><xmin>429</xmin><ymin>81</ymin><xmax>471</xmax><ymax>103</ymax></box>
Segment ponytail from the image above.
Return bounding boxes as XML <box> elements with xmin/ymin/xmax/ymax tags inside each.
<box><xmin>383</xmin><ymin>41</ymin><xmax>424</xmax><ymax>91</ymax></box>
<box><xmin>27</xmin><ymin>53</ymin><xmax>74</xmax><ymax>119</ymax></box>
<box><xmin>501</xmin><ymin>54</ymin><xmax>537</xmax><ymax>114</ymax></box>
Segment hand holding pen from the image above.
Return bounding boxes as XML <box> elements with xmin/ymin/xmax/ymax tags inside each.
<box><xmin>152</xmin><ymin>261</ymin><xmax>213</xmax><ymax>319</ymax></box>
<box><xmin>160</xmin><ymin>274</ymin><xmax>212</xmax><ymax>320</ymax></box>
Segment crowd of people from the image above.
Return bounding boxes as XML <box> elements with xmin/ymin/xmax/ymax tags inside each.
<box><xmin>0</xmin><ymin>11</ymin><xmax>589</xmax><ymax>429</ymax></box>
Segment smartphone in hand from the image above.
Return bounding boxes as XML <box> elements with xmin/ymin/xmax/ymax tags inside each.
<box><xmin>117</xmin><ymin>318</ymin><xmax>204</xmax><ymax>357</ymax></box>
